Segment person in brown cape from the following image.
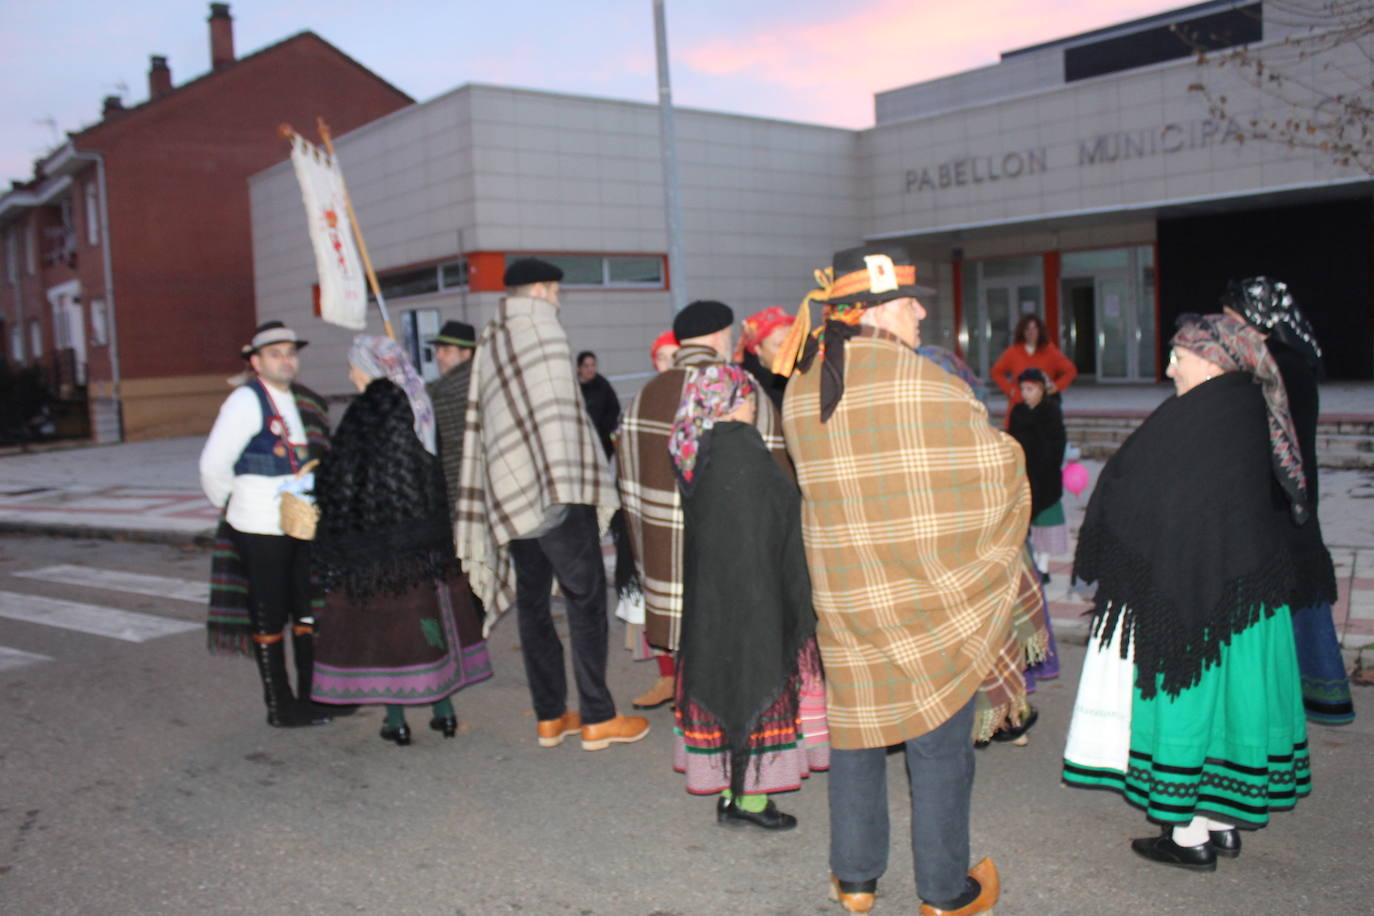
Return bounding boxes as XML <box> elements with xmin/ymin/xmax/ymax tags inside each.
<box><xmin>780</xmin><ymin>244</ymin><xmax>1043</xmax><ymax>916</ymax></box>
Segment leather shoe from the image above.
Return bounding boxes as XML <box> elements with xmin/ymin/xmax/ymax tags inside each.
<box><xmin>919</xmin><ymin>857</ymin><xmax>1000</xmax><ymax>915</ymax></box>
<box><xmin>1209</xmin><ymin>828</ymin><xmax>1241</xmax><ymax>858</ymax></box>
<box><xmin>379</xmin><ymin>722</ymin><xmax>412</xmax><ymax>746</ymax></box>
<box><xmin>990</xmin><ymin>706</ymin><xmax>1039</xmax><ymax>742</ymax></box>
<box><xmin>632</xmin><ymin>675</ymin><xmax>675</xmax><ymax>710</ymax></box>
<box><xmin>828</xmin><ymin>875</ymin><xmax>876</xmax><ymax>912</ymax></box>
<box><xmin>429</xmin><ymin>715</ymin><xmax>458</xmax><ymax>738</ymax></box>
<box><xmin>1130</xmin><ymin>834</ymin><xmax>1216</xmax><ymax>871</ymax></box>
<box><xmin>536</xmin><ymin>710</ymin><xmax>582</xmax><ymax>747</ymax></box>
<box><xmin>716</xmin><ymin>796</ymin><xmax>797</xmax><ymax>831</ymax></box>
<box><xmin>580</xmin><ymin>714</ymin><xmax>650</xmax><ymax>750</ymax></box>
<box><xmin>266</xmin><ymin>701</ymin><xmax>331</xmax><ymax>728</ymax></box>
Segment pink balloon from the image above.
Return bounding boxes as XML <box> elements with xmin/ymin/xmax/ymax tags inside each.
<box><xmin>1062</xmin><ymin>461</ymin><xmax>1090</xmax><ymax>497</ymax></box>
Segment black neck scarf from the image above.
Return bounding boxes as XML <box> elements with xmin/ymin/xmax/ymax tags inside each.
<box><xmin>1074</xmin><ymin>372</ymin><xmax>1297</xmax><ymax>698</ymax></box>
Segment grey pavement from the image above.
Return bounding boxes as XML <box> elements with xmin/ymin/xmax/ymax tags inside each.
<box><xmin>0</xmin><ymin>535</ymin><xmax>1370</xmax><ymax>915</ymax></box>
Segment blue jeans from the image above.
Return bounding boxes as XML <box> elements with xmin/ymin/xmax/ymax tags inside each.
<box><xmin>829</xmin><ymin>697</ymin><xmax>975</xmax><ymax>906</ymax></box>
<box><xmin>509</xmin><ymin>505</ymin><xmax>616</xmax><ymax>726</ymax></box>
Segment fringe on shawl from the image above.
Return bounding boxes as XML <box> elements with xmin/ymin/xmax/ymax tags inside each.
<box><xmin>675</xmin><ymin>638</ymin><xmax>821</xmax><ymax>800</ymax></box>
<box><xmin>970</xmin><ymin>562</ymin><xmax>1047</xmax><ymax>742</ymax></box>
<box><xmin>1084</xmin><ymin>524</ymin><xmax>1297</xmax><ymax>699</ymax></box>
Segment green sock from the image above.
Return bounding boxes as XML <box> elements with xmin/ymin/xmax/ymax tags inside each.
<box><xmin>384</xmin><ymin>705</ymin><xmax>406</xmax><ymax>728</ymax></box>
<box><xmin>721</xmin><ymin>790</ymin><xmax>768</xmax><ymax>813</ymax></box>
<box><xmin>432</xmin><ymin>697</ymin><xmax>454</xmax><ymax>719</ymax></box>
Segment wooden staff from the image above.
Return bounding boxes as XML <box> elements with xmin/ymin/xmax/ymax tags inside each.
<box><xmin>278</xmin><ymin>121</ymin><xmax>395</xmax><ymax>340</ymax></box>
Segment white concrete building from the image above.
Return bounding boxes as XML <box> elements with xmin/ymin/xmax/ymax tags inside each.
<box><xmin>250</xmin><ymin>0</ymin><xmax>1372</xmax><ymax>400</ymax></box>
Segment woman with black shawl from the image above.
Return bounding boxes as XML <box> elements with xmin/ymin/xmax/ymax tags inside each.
<box><xmin>1062</xmin><ymin>313</ymin><xmax>1310</xmax><ymax>872</ymax></box>
<box><xmin>310</xmin><ymin>335</ymin><xmax>492</xmax><ymax>745</ymax></box>
<box><xmin>668</xmin><ymin>363</ymin><xmax>828</xmax><ymax>831</ymax></box>
<box><xmin>1221</xmin><ymin>277</ymin><xmax>1349</xmax><ymax>726</ymax></box>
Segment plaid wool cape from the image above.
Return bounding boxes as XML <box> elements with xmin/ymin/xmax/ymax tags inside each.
<box><xmin>615</xmin><ymin>344</ymin><xmax>791</xmax><ymax>651</ymax></box>
<box><xmin>427</xmin><ymin>358</ymin><xmax>472</xmax><ymax>512</ymax></box>
<box><xmin>783</xmin><ymin>328</ymin><xmax>1042</xmax><ymax>749</ymax></box>
<box><xmin>453</xmin><ymin>296</ymin><xmax>618</xmax><ymax>632</ymax></box>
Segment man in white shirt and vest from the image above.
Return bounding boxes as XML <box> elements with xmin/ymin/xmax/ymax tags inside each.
<box><xmin>200</xmin><ymin>321</ymin><xmax>335</xmax><ymax>728</ymax></box>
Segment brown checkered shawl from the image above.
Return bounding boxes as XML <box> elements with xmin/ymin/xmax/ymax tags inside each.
<box><xmin>453</xmin><ymin>297</ymin><xmax>618</xmax><ymax>632</ymax></box>
<box><xmin>615</xmin><ymin>344</ymin><xmax>791</xmax><ymax>651</ymax></box>
<box><xmin>783</xmin><ymin>327</ymin><xmax>1042</xmax><ymax>749</ymax></box>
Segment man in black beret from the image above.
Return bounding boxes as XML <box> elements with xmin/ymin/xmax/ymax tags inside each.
<box><xmin>614</xmin><ymin>300</ymin><xmax>794</xmax><ymax>717</ymax></box>
<box><xmin>455</xmin><ymin>257</ymin><xmax>650</xmax><ymax>751</ymax></box>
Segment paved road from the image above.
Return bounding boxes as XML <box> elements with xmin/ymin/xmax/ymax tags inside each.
<box><xmin>1</xmin><ymin>535</ymin><xmax>1371</xmax><ymax>915</ymax></box>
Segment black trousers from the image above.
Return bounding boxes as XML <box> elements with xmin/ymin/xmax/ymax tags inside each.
<box><xmin>508</xmin><ymin>505</ymin><xmax>616</xmax><ymax>725</ymax></box>
<box><xmin>229</xmin><ymin>529</ymin><xmax>312</xmax><ymax>635</ymax></box>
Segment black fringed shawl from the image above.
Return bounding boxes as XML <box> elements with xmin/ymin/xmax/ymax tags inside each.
<box><xmin>676</xmin><ymin>421</ymin><xmax>816</xmax><ymax>797</ymax></box>
<box><xmin>312</xmin><ymin>379</ymin><xmax>456</xmax><ymax>604</ymax></box>
<box><xmin>1074</xmin><ymin>372</ymin><xmax>1297</xmax><ymax>698</ymax></box>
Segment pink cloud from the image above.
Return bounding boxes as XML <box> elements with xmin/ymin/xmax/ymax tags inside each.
<box><xmin>677</xmin><ymin>0</ymin><xmax>1185</xmax><ymax>126</ymax></box>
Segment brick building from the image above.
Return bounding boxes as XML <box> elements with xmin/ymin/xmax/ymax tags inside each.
<box><xmin>0</xmin><ymin>3</ymin><xmax>411</xmax><ymax>441</ymax></box>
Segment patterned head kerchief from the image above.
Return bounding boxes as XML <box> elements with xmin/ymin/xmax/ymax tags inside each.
<box><xmin>348</xmin><ymin>334</ymin><xmax>437</xmax><ymax>455</ymax></box>
<box><xmin>1171</xmin><ymin>313</ymin><xmax>1307</xmax><ymax>523</ymax></box>
<box><xmin>1221</xmin><ymin>277</ymin><xmax>1322</xmax><ymax>367</ymax></box>
<box><xmin>667</xmin><ymin>363</ymin><xmax>755</xmax><ymax>494</ymax></box>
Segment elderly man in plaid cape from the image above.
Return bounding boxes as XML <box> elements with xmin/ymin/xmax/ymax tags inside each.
<box><xmin>781</xmin><ymin>244</ymin><xmax>1043</xmax><ymax>916</ymax></box>
<box><xmin>453</xmin><ymin>257</ymin><xmax>649</xmax><ymax>752</ymax></box>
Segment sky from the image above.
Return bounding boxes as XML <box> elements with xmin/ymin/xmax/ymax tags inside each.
<box><xmin>1</xmin><ymin>0</ymin><xmax>1191</xmax><ymax>183</ymax></box>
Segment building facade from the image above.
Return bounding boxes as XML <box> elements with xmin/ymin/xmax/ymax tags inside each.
<box><xmin>0</xmin><ymin>3</ymin><xmax>412</xmax><ymax>440</ymax></box>
<box><xmin>252</xmin><ymin>1</ymin><xmax>1371</xmax><ymax>407</ymax></box>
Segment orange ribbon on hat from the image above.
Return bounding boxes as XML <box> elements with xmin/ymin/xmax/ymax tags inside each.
<box><xmin>771</xmin><ymin>267</ymin><xmax>834</xmax><ymax>377</ymax></box>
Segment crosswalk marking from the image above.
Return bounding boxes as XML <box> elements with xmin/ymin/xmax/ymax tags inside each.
<box><xmin>14</xmin><ymin>564</ymin><xmax>210</xmax><ymax>604</ymax></box>
<box><xmin>0</xmin><ymin>591</ymin><xmax>201</xmax><ymax>643</ymax></box>
<box><xmin>0</xmin><ymin>645</ymin><xmax>53</xmax><ymax>672</ymax></box>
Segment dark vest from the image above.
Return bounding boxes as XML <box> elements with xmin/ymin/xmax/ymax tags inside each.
<box><xmin>232</xmin><ymin>379</ymin><xmax>311</xmax><ymax>477</ymax></box>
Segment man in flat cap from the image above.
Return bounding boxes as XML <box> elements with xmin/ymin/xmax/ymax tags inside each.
<box><xmin>614</xmin><ymin>300</ymin><xmax>792</xmax><ymax>710</ymax></box>
<box><xmin>200</xmin><ymin>321</ymin><xmax>334</xmax><ymax>728</ymax></box>
<box><xmin>781</xmin><ymin>245</ymin><xmax>1042</xmax><ymax>915</ymax></box>
<box><xmin>426</xmin><ymin>320</ymin><xmax>478</xmax><ymax>515</ymax></box>
<box><xmin>454</xmin><ymin>258</ymin><xmax>649</xmax><ymax>750</ymax></box>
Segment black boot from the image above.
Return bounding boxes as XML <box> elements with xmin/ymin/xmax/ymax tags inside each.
<box><xmin>292</xmin><ymin>621</ymin><xmax>355</xmax><ymax>718</ymax></box>
<box><xmin>253</xmin><ymin>634</ymin><xmax>329</xmax><ymax>728</ymax></box>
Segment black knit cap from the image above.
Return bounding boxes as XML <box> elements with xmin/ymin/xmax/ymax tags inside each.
<box><xmin>504</xmin><ymin>257</ymin><xmax>564</xmax><ymax>287</ymax></box>
<box><xmin>673</xmin><ymin>300</ymin><xmax>734</xmax><ymax>341</ymax></box>
<box><xmin>1017</xmin><ymin>367</ymin><xmax>1048</xmax><ymax>385</ymax></box>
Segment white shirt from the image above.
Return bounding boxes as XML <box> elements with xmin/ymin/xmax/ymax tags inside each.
<box><xmin>199</xmin><ymin>382</ymin><xmax>307</xmax><ymax>536</ymax></box>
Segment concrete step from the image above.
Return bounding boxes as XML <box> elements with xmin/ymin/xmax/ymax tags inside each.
<box><xmin>1058</xmin><ymin>414</ymin><xmax>1374</xmax><ymax>469</ymax></box>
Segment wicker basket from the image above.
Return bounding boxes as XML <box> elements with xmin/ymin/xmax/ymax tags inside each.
<box><xmin>280</xmin><ymin>459</ymin><xmax>320</xmax><ymax>541</ymax></box>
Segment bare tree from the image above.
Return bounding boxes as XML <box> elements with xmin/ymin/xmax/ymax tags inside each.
<box><xmin>1174</xmin><ymin>1</ymin><xmax>1374</xmax><ymax>174</ymax></box>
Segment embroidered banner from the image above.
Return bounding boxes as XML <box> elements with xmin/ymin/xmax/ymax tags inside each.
<box><xmin>289</xmin><ymin>135</ymin><xmax>367</xmax><ymax>330</ymax></box>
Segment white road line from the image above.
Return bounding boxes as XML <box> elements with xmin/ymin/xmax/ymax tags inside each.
<box><xmin>0</xmin><ymin>645</ymin><xmax>53</xmax><ymax>672</ymax></box>
<box><xmin>14</xmin><ymin>564</ymin><xmax>210</xmax><ymax>604</ymax></box>
<box><xmin>0</xmin><ymin>592</ymin><xmax>201</xmax><ymax>643</ymax></box>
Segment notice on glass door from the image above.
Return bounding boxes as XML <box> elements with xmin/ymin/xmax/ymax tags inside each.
<box><xmin>1104</xmin><ymin>294</ymin><xmax>1121</xmax><ymax>318</ymax></box>
<box><xmin>1020</xmin><ymin>300</ymin><xmax>1037</xmax><ymax>313</ymax></box>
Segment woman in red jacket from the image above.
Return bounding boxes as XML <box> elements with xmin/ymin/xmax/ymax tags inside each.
<box><xmin>989</xmin><ymin>315</ymin><xmax>1078</xmax><ymax>420</ymax></box>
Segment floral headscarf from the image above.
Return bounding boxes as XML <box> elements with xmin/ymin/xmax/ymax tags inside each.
<box><xmin>1221</xmin><ymin>276</ymin><xmax>1322</xmax><ymax>368</ymax></box>
<box><xmin>1171</xmin><ymin>313</ymin><xmax>1307</xmax><ymax>523</ymax></box>
<box><xmin>735</xmin><ymin>306</ymin><xmax>795</xmax><ymax>359</ymax></box>
<box><xmin>348</xmin><ymin>334</ymin><xmax>436</xmax><ymax>455</ymax></box>
<box><xmin>667</xmin><ymin>363</ymin><xmax>754</xmax><ymax>494</ymax></box>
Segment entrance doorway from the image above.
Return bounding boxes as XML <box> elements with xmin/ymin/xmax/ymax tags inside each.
<box><xmin>961</xmin><ymin>256</ymin><xmax>1044</xmax><ymax>380</ymax></box>
<box><xmin>1059</xmin><ymin>246</ymin><xmax>1156</xmax><ymax>381</ymax></box>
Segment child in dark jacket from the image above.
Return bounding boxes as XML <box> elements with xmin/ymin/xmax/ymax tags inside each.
<box><xmin>1008</xmin><ymin>368</ymin><xmax>1067</xmax><ymax>580</ymax></box>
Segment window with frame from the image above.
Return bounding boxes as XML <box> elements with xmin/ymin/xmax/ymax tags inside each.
<box><xmin>28</xmin><ymin>319</ymin><xmax>42</xmax><ymax>358</ymax></box>
<box><xmin>9</xmin><ymin>323</ymin><xmax>22</xmax><ymax>363</ymax></box>
<box><xmin>369</xmin><ymin>258</ymin><xmax>468</xmax><ymax>304</ymax></box>
<box><xmin>504</xmin><ymin>254</ymin><xmax>665</xmax><ymax>288</ymax></box>
<box><xmin>4</xmin><ymin>229</ymin><xmax>16</xmax><ymax>285</ymax></box>
<box><xmin>85</xmin><ymin>181</ymin><xmax>100</xmax><ymax>246</ymax></box>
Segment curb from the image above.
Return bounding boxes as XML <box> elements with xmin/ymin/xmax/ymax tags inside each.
<box><xmin>0</xmin><ymin>519</ymin><xmax>214</xmax><ymax>549</ymax></box>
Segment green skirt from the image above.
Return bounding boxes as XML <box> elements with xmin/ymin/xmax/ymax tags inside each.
<box><xmin>1063</xmin><ymin>605</ymin><xmax>1310</xmax><ymax>827</ymax></box>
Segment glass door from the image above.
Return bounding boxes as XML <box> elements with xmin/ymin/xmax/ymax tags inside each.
<box><xmin>962</xmin><ymin>256</ymin><xmax>1044</xmax><ymax>379</ymax></box>
<box><xmin>1061</xmin><ymin>246</ymin><xmax>1156</xmax><ymax>382</ymax></box>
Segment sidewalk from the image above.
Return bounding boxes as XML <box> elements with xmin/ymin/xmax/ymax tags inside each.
<box><xmin>2</xmin><ymin>412</ymin><xmax>1372</xmax><ymax>647</ymax></box>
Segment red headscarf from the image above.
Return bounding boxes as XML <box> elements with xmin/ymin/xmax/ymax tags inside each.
<box><xmin>736</xmin><ymin>306</ymin><xmax>795</xmax><ymax>360</ymax></box>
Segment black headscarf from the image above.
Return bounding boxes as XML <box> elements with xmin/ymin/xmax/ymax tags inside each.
<box><xmin>1221</xmin><ymin>276</ymin><xmax>1322</xmax><ymax>370</ymax></box>
<box><xmin>1074</xmin><ymin>372</ymin><xmax>1297</xmax><ymax>699</ymax></box>
<box><xmin>313</xmin><ymin>379</ymin><xmax>456</xmax><ymax>603</ymax></box>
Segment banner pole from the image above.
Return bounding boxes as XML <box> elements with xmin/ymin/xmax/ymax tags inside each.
<box><xmin>314</xmin><ymin>118</ymin><xmax>395</xmax><ymax>341</ymax></box>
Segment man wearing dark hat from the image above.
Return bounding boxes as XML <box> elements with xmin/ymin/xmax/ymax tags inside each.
<box><xmin>614</xmin><ymin>300</ymin><xmax>792</xmax><ymax>711</ymax></box>
<box><xmin>454</xmin><ymin>258</ymin><xmax>649</xmax><ymax>751</ymax></box>
<box><xmin>780</xmin><ymin>246</ymin><xmax>1042</xmax><ymax>915</ymax></box>
<box><xmin>425</xmin><ymin>320</ymin><xmax>478</xmax><ymax>511</ymax></box>
<box><xmin>200</xmin><ymin>321</ymin><xmax>334</xmax><ymax>728</ymax></box>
